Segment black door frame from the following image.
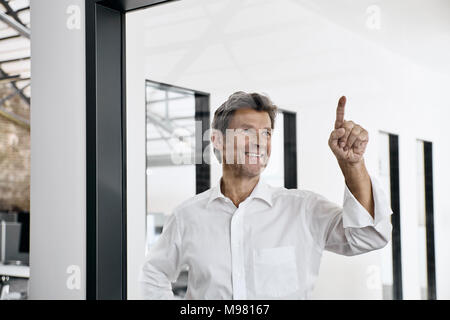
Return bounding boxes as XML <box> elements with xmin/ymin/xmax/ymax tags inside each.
<box><xmin>85</xmin><ymin>0</ymin><xmax>176</xmax><ymax>300</ymax></box>
<box><xmin>423</xmin><ymin>141</ymin><xmax>436</xmax><ymax>299</ymax></box>
<box><xmin>388</xmin><ymin>134</ymin><xmax>403</xmax><ymax>300</ymax></box>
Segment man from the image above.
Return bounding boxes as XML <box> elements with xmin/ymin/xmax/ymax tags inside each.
<box><xmin>139</xmin><ymin>91</ymin><xmax>393</xmax><ymax>299</ymax></box>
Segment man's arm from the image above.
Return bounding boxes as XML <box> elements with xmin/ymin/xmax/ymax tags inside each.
<box><xmin>303</xmin><ymin>95</ymin><xmax>392</xmax><ymax>256</ymax></box>
<box><xmin>338</xmin><ymin>159</ymin><xmax>374</xmax><ymax>218</ymax></box>
<box><xmin>139</xmin><ymin>211</ymin><xmax>183</xmax><ymax>299</ymax></box>
<box><xmin>305</xmin><ymin>174</ymin><xmax>392</xmax><ymax>256</ymax></box>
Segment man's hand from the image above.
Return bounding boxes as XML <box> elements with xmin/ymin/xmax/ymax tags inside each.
<box><xmin>328</xmin><ymin>96</ymin><xmax>369</xmax><ymax>164</ymax></box>
<box><xmin>328</xmin><ymin>96</ymin><xmax>374</xmax><ymax>217</ymax></box>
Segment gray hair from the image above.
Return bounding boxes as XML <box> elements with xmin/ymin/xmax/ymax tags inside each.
<box><xmin>211</xmin><ymin>91</ymin><xmax>279</xmax><ymax>163</ymax></box>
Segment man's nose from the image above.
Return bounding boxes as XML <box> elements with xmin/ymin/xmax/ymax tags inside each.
<box><xmin>249</xmin><ymin>135</ymin><xmax>267</xmax><ymax>151</ymax></box>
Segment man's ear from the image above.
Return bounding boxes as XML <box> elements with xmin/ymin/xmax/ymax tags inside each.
<box><xmin>211</xmin><ymin>129</ymin><xmax>224</xmax><ymax>163</ymax></box>
<box><xmin>211</xmin><ymin>129</ymin><xmax>224</xmax><ymax>151</ymax></box>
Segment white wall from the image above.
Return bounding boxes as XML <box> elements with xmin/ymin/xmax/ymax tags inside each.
<box><xmin>126</xmin><ymin>12</ymin><xmax>147</xmax><ymax>299</ymax></box>
<box><xmin>30</xmin><ymin>0</ymin><xmax>86</xmax><ymax>299</ymax></box>
<box><xmin>126</xmin><ymin>0</ymin><xmax>450</xmax><ymax>299</ymax></box>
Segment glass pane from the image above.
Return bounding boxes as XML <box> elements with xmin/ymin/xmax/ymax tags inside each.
<box><xmin>126</xmin><ymin>0</ymin><xmax>450</xmax><ymax>300</ymax></box>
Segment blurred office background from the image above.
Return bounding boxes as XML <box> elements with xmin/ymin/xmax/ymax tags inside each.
<box><xmin>0</xmin><ymin>0</ymin><xmax>30</xmax><ymax>300</ymax></box>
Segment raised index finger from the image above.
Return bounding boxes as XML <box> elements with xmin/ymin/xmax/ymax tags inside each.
<box><xmin>334</xmin><ymin>95</ymin><xmax>346</xmax><ymax>129</ymax></box>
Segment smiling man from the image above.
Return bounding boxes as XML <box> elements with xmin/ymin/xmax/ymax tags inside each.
<box><xmin>139</xmin><ymin>91</ymin><xmax>393</xmax><ymax>299</ymax></box>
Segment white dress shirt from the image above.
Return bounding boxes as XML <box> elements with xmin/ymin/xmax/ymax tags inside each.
<box><xmin>139</xmin><ymin>175</ymin><xmax>393</xmax><ymax>300</ymax></box>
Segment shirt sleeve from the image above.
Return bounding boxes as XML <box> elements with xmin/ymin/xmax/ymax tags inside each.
<box><xmin>305</xmin><ymin>174</ymin><xmax>393</xmax><ymax>256</ymax></box>
<box><xmin>138</xmin><ymin>210</ymin><xmax>183</xmax><ymax>299</ymax></box>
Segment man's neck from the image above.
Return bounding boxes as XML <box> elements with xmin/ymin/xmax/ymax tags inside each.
<box><xmin>220</xmin><ymin>169</ymin><xmax>260</xmax><ymax>208</ymax></box>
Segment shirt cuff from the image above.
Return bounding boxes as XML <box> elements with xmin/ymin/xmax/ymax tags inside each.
<box><xmin>342</xmin><ymin>174</ymin><xmax>393</xmax><ymax>228</ymax></box>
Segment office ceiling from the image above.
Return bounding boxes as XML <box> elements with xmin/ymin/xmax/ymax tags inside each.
<box><xmin>0</xmin><ymin>0</ymin><xmax>30</xmax><ymax>127</ymax></box>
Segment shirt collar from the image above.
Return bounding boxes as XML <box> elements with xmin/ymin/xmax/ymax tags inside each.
<box><xmin>206</xmin><ymin>177</ymin><xmax>273</xmax><ymax>208</ymax></box>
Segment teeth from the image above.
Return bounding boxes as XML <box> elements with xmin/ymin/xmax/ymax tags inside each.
<box><xmin>246</xmin><ymin>153</ymin><xmax>262</xmax><ymax>157</ymax></box>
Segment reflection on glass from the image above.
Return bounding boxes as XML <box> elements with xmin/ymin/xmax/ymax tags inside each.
<box><xmin>145</xmin><ymin>81</ymin><xmax>197</xmax><ymax>298</ymax></box>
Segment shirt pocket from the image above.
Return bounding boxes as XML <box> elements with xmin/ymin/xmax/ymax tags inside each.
<box><xmin>253</xmin><ymin>245</ymin><xmax>299</xmax><ymax>297</ymax></box>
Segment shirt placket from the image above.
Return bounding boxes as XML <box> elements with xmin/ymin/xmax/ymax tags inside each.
<box><xmin>230</xmin><ymin>201</ymin><xmax>248</xmax><ymax>300</ymax></box>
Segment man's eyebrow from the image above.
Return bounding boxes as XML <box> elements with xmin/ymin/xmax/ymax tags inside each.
<box><xmin>240</xmin><ymin>124</ymin><xmax>272</xmax><ymax>130</ymax></box>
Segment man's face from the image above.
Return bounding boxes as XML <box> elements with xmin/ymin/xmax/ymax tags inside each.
<box><xmin>221</xmin><ymin>108</ymin><xmax>272</xmax><ymax>178</ymax></box>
